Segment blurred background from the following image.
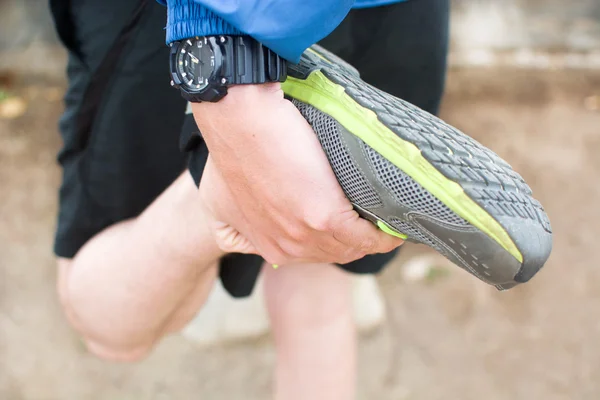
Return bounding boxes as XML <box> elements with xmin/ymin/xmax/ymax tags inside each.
<box><xmin>1</xmin><ymin>0</ymin><xmax>599</xmax><ymax>399</ymax></box>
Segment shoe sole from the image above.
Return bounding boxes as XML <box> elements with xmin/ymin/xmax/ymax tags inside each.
<box><xmin>282</xmin><ymin>45</ymin><xmax>553</xmax><ymax>290</ymax></box>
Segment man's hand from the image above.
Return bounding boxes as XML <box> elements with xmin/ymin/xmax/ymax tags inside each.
<box><xmin>194</xmin><ymin>83</ymin><xmax>403</xmax><ymax>265</ymax></box>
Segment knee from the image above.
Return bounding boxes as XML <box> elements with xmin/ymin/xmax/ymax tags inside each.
<box><xmin>56</xmin><ymin>258</ymin><xmax>153</xmax><ymax>363</ymax></box>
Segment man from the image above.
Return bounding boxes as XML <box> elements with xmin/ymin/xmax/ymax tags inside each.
<box><xmin>50</xmin><ymin>0</ymin><xmax>449</xmax><ymax>398</ymax></box>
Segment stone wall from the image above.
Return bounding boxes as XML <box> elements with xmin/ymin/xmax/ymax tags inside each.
<box><xmin>0</xmin><ymin>0</ymin><xmax>57</xmax><ymax>50</ymax></box>
<box><xmin>451</xmin><ymin>0</ymin><xmax>600</xmax><ymax>51</ymax></box>
<box><xmin>450</xmin><ymin>0</ymin><xmax>600</xmax><ymax>67</ymax></box>
<box><xmin>1</xmin><ymin>0</ymin><xmax>599</xmax><ymax>53</ymax></box>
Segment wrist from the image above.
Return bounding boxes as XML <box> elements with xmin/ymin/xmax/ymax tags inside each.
<box><xmin>170</xmin><ymin>35</ymin><xmax>286</xmax><ymax>103</ymax></box>
<box><xmin>191</xmin><ymin>82</ymin><xmax>283</xmax><ymax>121</ymax></box>
<box><xmin>190</xmin><ymin>82</ymin><xmax>284</xmax><ymax>149</ymax></box>
<box><xmin>191</xmin><ymin>82</ymin><xmax>282</xmax><ymax>113</ymax></box>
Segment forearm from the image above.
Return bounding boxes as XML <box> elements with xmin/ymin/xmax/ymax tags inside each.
<box><xmin>59</xmin><ymin>173</ymin><xmax>223</xmax><ymax>359</ymax></box>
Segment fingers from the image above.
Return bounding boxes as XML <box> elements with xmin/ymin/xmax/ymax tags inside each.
<box><xmin>273</xmin><ymin>236</ymin><xmax>360</xmax><ymax>265</ymax></box>
<box><xmin>212</xmin><ymin>221</ymin><xmax>258</xmax><ymax>255</ymax></box>
<box><xmin>204</xmin><ymin>156</ymin><xmax>401</xmax><ymax>264</ymax></box>
<box><xmin>268</xmin><ymin>213</ymin><xmax>402</xmax><ymax>265</ymax></box>
<box><xmin>214</xmin><ymin>215</ymin><xmax>401</xmax><ymax>265</ymax></box>
<box><xmin>211</xmin><ymin>204</ymin><xmax>402</xmax><ymax>264</ymax></box>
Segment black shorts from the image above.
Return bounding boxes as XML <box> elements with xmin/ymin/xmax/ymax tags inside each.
<box><xmin>51</xmin><ymin>0</ymin><xmax>450</xmax><ymax>297</ymax></box>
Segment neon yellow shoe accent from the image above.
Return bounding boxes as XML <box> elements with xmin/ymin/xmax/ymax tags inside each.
<box><xmin>377</xmin><ymin>221</ymin><xmax>408</xmax><ymax>240</ymax></box>
<box><xmin>282</xmin><ymin>72</ymin><xmax>523</xmax><ymax>263</ymax></box>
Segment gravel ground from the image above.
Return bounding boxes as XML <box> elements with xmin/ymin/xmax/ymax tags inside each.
<box><xmin>1</xmin><ymin>66</ymin><xmax>599</xmax><ymax>400</ymax></box>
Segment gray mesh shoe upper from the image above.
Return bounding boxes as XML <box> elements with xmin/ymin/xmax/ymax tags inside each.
<box><xmin>293</xmin><ymin>99</ymin><xmax>552</xmax><ymax>289</ymax></box>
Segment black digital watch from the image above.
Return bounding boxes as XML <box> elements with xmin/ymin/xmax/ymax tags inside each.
<box><xmin>169</xmin><ymin>35</ymin><xmax>287</xmax><ymax>103</ymax></box>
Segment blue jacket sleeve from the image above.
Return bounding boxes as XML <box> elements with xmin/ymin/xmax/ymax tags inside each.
<box><xmin>157</xmin><ymin>0</ymin><xmax>354</xmax><ymax>63</ymax></box>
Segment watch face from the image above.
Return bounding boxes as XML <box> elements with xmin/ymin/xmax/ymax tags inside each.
<box><xmin>175</xmin><ymin>38</ymin><xmax>215</xmax><ymax>91</ymax></box>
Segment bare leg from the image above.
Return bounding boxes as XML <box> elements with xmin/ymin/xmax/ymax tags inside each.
<box><xmin>57</xmin><ymin>173</ymin><xmax>223</xmax><ymax>361</ymax></box>
<box><xmin>264</xmin><ymin>262</ymin><xmax>356</xmax><ymax>400</ymax></box>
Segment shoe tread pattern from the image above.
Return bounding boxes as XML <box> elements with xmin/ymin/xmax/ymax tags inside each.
<box><xmin>300</xmin><ymin>50</ymin><xmax>552</xmax><ymax>235</ymax></box>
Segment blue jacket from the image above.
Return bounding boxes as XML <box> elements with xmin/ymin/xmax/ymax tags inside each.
<box><xmin>157</xmin><ymin>0</ymin><xmax>405</xmax><ymax>63</ymax></box>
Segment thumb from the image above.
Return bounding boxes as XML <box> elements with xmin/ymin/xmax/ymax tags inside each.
<box><xmin>332</xmin><ymin>209</ymin><xmax>404</xmax><ymax>255</ymax></box>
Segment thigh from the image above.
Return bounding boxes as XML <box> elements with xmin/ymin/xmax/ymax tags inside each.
<box><xmin>51</xmin><ymin>0</ymin><xmax>187</xmax><ymax>257</ymax></box>
<box><xmin>320</xmin><ymin>0</ymin><xmax>450</xmax><ymax>115</ymax></box>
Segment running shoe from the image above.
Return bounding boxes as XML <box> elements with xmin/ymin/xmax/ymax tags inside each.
<box><xmin>282</xmin><ymin>45</ymin><xmax>553</xmax><ymax>290</ymax></box>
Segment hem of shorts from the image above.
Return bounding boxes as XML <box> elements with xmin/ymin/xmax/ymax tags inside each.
<box><xmin>337</xmin><ymin>249</ymin><xmax>398</xmax><ymax>274</ymax></box>
<box><xmin>54</xmin><ymin>239</ymin><xmax>84</xmax><ymax>259</ymax></box>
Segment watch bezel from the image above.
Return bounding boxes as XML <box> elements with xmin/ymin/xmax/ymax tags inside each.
<box><xmin>169</xmin><ymin>36</ymin><xmax>228</xmax><ymax>102</ymax></box>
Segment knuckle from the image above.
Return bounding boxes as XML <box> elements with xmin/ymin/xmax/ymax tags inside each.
<box><xmin>286</xmin><ymin>246</ymin><xmax>308</xmax><ymax>260</ymax></box>
<box><xmin>305</xmin><ymin>212</ymin><xmax>333</xmax><ymax>233</ymax></box>
<box><xmin>214</xmin><ymin>231</ymin><xmax>233</xmax><ymax>252</ymax></box>
<box><xmin>285</xmin><ymin>225</ymin><xmax>309</xmax><ymax>242</ymax></box>
<box><xmin>316</xmin><ymin>240</ymin><xmax>345</xmax><ymax>262</ymax></box>
<box><xmin>214</xmin><ymin>224</ymin><xmax>236</xmax><ymax>250</ymax></box>
<box><xmin>360</xmin><ymin>237</ymin><xmax>378</xmax><ymax>253</ymax></box>
<box><xmin>277</xmin><ymin>242</ymin><xmax>301</xmax><ymax>259</ymax></box>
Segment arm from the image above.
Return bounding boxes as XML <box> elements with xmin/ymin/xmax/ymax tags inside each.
<box><xmin>58</xmin><ymin>0</ymin><xmax>400</xmax><ymax>361</ymax></box>
<box><xmin>160</xmin><ymin>0</ymin><xmax>403</xmax><ymax>265</ymax></box>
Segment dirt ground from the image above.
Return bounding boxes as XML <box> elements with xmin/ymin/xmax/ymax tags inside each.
<box><xmin>1</xmin><ymin>63</ymin><xmax>599</xmax><ymax>400</ymax></box>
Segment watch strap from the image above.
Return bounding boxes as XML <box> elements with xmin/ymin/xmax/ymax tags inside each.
<box><xmin>218</xmin><ymin>36</ymin><xmax>287</xmax><ymax>85</ymax></box>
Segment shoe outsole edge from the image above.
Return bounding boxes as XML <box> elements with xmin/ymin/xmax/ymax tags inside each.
<box><xmin>283</xmin><ymin>46</ymin><xmax>553</xmax><ymax>288</ymax></box>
